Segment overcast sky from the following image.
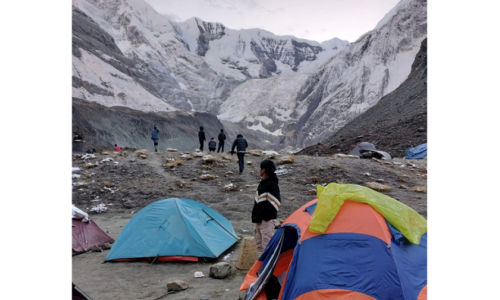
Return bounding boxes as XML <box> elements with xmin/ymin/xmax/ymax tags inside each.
<box><xmin>144</xmin><ymin>0</ymin><xmax>401</xmax><ymax>43</ymax></box>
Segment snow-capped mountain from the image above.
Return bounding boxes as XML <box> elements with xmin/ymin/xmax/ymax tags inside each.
<box><xmin>219</xmin><ymin>0</ymin><xmax>427</xmax><ymax>147</ymax></box>
<box><xmin>72</xmin><ymin>0</ymin><xmax>348</xmax><ymax>114</ymax></box>
<box><xmin>72</xmin><ymin>0</ymin><xmax>426</xmax><ymax>149</ymax></box>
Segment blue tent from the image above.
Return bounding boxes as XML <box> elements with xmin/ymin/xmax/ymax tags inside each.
<box><xmin>405</xmin><ymin>143</ymin><xmax>427</xmax><ymax>159</ymax></box>
<box><xmin>105</xmin><ymin>198</ymin><xmax>239</xmax><ymax>262</ymax></box>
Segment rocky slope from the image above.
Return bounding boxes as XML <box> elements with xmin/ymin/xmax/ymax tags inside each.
<box><xmin>72</xmin><ymin>98</ymin><xmax>282</xmax><ymax>152</ymax></box>
<box><xmin>298</xmin><ymin>38</ymin><xmax>427</xmax><ymax>158</ymax></box>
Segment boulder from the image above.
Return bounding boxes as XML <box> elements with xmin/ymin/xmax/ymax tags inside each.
<box><xmin>167</xmin><ymin>281</ymin><xmax>188</xmax><ymax>291</ymax></box>
<box><xmin>209</xmin><ymin>262</ymin><xmax>232</xmax><ymax>279</ymax></box>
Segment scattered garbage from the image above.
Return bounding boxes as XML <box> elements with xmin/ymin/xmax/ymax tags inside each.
<box><xmin>275</xmin><ymin>169</ymin><xmax>289</xmax><ymax>176</ymax></box>
<box><xmin>90</xmin><ymin>204</ymin><xmax>108</xmax><ymax>213</ymax></box>
<box><xmin>81</xmin><ymin>154</ymin><xmax>96</xmax><ymax>160</ymax></box>
<box><xmin>72</xmin><ymin>174</ymin><xmax>81</xmax><ymax>179</ymax></box>
<box><xmin>194</xmin><ymin>271</ymin><xmax>205</xmax><ymax>278</ymax></box>
<box><xmin>72</xmin><ymin>167</ymin><xmax>80</xmax><ymax>172</ymax></box>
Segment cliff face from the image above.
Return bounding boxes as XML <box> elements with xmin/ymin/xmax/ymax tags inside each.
<box><xmin>298</xmin><ymin>38</ymin><xmax>427</xmax><ymax>158</ymax></box>
<box><xmin>219</xmin><ymin>0</ymin><xmax>427</xmax><ymax>148</ymax></box>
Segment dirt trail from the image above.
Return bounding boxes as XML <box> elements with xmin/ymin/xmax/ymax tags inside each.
<box><xmin>72</xmin><ymin>149</ymin><xmax>427</xmax><ymax>299</ymax></box>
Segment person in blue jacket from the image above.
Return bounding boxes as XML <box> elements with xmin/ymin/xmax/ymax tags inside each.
<box><xmin>151</xmin><ymin>125</ymin><xmax>160</xmax><ymax>152</ymax></box>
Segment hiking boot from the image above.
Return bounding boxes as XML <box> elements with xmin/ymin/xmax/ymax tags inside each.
<box><xmin>155</xmin><ymin>149</ymin><xmax>158</xmax><ymax>152</ymax></box>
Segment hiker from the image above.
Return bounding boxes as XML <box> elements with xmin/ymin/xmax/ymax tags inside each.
<box><xmin>253</xmin><ymin>159</ymin><xmax>281</xmax><ymax>256</ymax></box>
<box><xmin>231</xmin><ymin>134</ymin><xmax>248</xmax><ymax>174</ymax></box>
<box><xmin>217</xmin><ymin>129</ymin><xmax>226</xmax><ymax>153</ymax></box>
<box><xmin>198</xmin><ymin>126</ymin><xmax>206</xmax><ymax>151</ymax></box>
<box><xmin>208</xmin><ymin>138</ymin><xmax>216</xmax><ymax>153</ymax></box>
<box><xmin>151</xmin><ymin>125</ymin><xmax>160</xmax><ymax>152</ymax></box>
<box><xmin>114</xmin><ymin>144</ymin><xmax>122</xmax><ymax>152</ymax></box>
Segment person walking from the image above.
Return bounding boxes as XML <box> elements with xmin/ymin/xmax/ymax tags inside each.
<box><xmin>217</xmin><ymin>129</ymin><xmax>226</xmax><ymax>153</ymax></box>
<box><xmin>253</xmin><ymin>159</ymin><xmax>281</xmax><ymax>256</ymax></box>
<box><xmin>114</xmin><ymin>144</ymin><xmax>122</xmax><ymax>152</ymax></box>
<box><xmin>151</xmin><ymin>125</ymin><xmax>160</xmax><ymax>152</ymax></box>
<box><xmin>231</xmin><ymin>134</ymin><xmax>248</xmax><ymax>174</ymax></box>
<box><xmin>198</xmin><ymin>126</ymin><xmax>206</xmax><ymax>151</ymax></box>
<box><xmin>208</xmin><ymin>138</ymin><xmax>216</xmax><ymax>153</ymax></box>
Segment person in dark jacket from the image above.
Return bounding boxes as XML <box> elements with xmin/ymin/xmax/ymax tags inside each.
<box><xmin>253</xmin><ymin>159</ymin><xmax>280</xmax><ymax>256</ymax></box>
<box><xmin>151</xmin><ymin>125</ymin><xmax>160</xmax><ymax>152</ymax></box>
<box><xmin>231</xmin><ymin>134</ymin><xmax>248</xmax><ymax>174</ymax></box>
<box><xmin>217</xmin><ymin>129</ymin><xmax>226</xmax><ymax>153</ymax></box>
<box><xmin>198</xmin><ymin>126</ymin><xmax>206</xmax><ymax>151</ymax></box>
<box><xmin>208</xmin><ymin>138</ymin><xmax>216</xmax><ymax>153</ymax></box>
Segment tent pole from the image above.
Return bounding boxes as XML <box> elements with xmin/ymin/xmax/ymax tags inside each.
<box><xmin>150</xmin><ymin>255</ymin><xmax>159</xmax><ymax>265</ymax></box>
<box><xmin>202</xmin><ymin>209</ymin><xmax>240</xmax><ymax>241</ymax></box>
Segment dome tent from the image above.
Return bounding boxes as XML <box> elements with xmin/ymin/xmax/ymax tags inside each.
<box><xmin>105</xmin><ymin>198</ymin><xmax>240</xmax><ymax>262</ymax></box>
<box><xmin>72</xmin><ymin>205</ymin><xmax>114</xmax><ymax>255</ymax></box>
<box><xmin>405</xmin><ymin>143</ymin><xmax>427</xmax><ymax>159</ymax></box>
<box><xmin>241</xmin><ymin>183</ymin><xmax>427</xmax><ymax>300</ymax></box>
<box><xmin>348</xmin><ymin>141</ymin><xmax>392</xmax><ymax>159</ymax></box>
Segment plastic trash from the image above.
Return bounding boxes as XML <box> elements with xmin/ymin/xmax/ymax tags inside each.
<box><xmin>194</xmin><ymin>271</ymin><xmax>204</xmax><ymax>278</ymax></box>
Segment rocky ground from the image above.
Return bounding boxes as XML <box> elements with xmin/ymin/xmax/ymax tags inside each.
<box><xmin>72</xmin><ymin>148</ymin><xmax>427</xmax><ymax>300</ymax></box>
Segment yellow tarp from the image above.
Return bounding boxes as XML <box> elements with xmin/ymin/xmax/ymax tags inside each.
<box><xmin>309</xmin><ymin>183</ymin><xmax>427</xmax><ymax>245</ymax></box>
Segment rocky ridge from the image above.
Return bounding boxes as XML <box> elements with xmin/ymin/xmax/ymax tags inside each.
<box><xmin>298</xmin><ymin>38</ymin><xmax>427</xmax><ymax>158</ymax></box>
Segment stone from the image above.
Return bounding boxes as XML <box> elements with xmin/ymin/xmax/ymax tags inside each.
<box><xmin>209</xmin><ymin>262</ymin><xmax>232</xmax><ymax>279</ymax></box>
<box><xmin>91</xmin><ymin>245</ymin><xmax>102</xmax><ymax>252</ymax></box>
<box><xmin>167</xmin><ymin>280</ymin><xmax>188</xmax><ymax>291</ymax></box>
<box><xmin>101</xmin><ymin>243</ymin><xmax>112</xmax><ymax>250</ymax></box>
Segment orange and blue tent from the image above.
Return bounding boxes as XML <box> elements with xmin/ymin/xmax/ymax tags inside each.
<box><xmin>241</xmin><ymin>183</ymin><xmax>427</xmax><ymax>300</ymax></box>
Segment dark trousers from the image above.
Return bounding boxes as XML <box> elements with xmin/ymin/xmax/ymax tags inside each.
<box><xmin>237</xmin><ymin>153</ymin><xmax>245</xmax><ymax>173</ymax></box>
<box><xmin>217</xmin><ymin>141</ymin><xmax>224</xmax><ymax>153</ymax></box>
<box><xmin>199</xmin><ymin>140</ymin><xmax>204</xmax><ymax>151</ymax></box>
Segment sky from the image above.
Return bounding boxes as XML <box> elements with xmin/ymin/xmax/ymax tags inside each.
<box><xmin>144</xmin><ymin>0</ymin><xmax>401</xmax><ymax>43</ymax></box>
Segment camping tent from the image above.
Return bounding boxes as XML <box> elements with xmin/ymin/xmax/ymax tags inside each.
<box><xmin>348</xmin><ymin>142</ymin><xmax>376</xmax><ymax>156</ymax></box>
<box><xmin>241</xmin><ymin>185</ymin><xmax>427</xmax><ymax>300</ymax></box>
<box><xmin>105</xmin><ymin>198</ymin><xmax>240</xmax><ymax>262</ymax></box>
<box><xmin>348</xmin><ymin>142</ymin><xmax>392</xmax><ymax>159</ymax></box>
<box><xmin>405</xmin><ymin>143</ymin><xmax>427</xmax><ymax>159</ymax></box>
<box><xmin>72</xmin><ymin>283</ymin><xmax>92</xmax><ymax>300</ymax></box>
<box><xmin>72</xmin><ymin>205</ymin><xmax>114</xmax><ymax>255</ymax></box>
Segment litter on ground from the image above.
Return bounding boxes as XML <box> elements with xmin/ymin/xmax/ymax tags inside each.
<box><xmin>194</xmin><ymin>271</ymin><xmax>204</xmax><ymax>278</ymax></box>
